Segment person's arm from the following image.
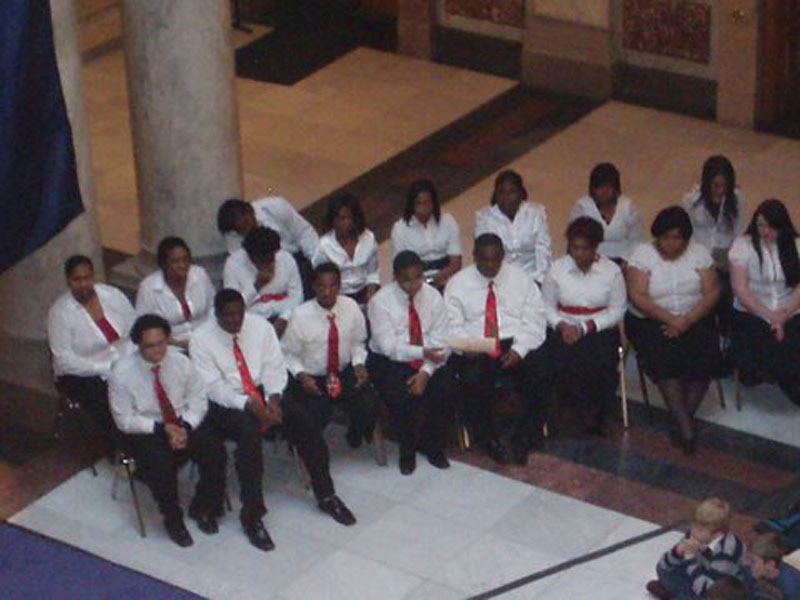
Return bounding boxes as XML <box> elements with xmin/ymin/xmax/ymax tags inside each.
<box><xmin>111</xmin><ymin>288</ymin><xmax>137</xmax><ymax>339</ymax></box>
<box><xmin>513</xmin><ymin>279</ymin><xmax>547</xmax><ymax>357</ymax></box>
<box><xmin>656</xmin><ymin>536</ymin><xmax>692</xmax><ymax>573</ymax></box>
<box><xmin>626</xmin><ymin>265</ymin><xmax>678</xmax><ymax>325</ymax></box>
<box><xmin>593</xmin><ymin>267</ymin><xmax>627</xmax><ymax>332</ymax></box>
<box><xmin>684</xmin><ymin>266</ymin><xmax>721</xmax><ymax>326</ymax></box>
<box><xmin>181</xmin><ymin>360</ymin><xmax>209</xmax><ymax>430</ymax></box>
<box><xmin>687</xmin><ymin>535</ymin><xmax>745</xmax><ymax>597</ymax></box>
<box><xmin>364</xmin><ymin>238</ymin><xmax>380</xmax><ymax>288</ymax></box>
<box><xmin>280</xmin><ymin>315</ymin><xmax>308</xmax><ymax>377</ymax></box>
<box><xmin>350</xmin><ymin>306</ymin><xmax>368</xmax><ymax>367</ymax></box>
<box><xmin>625</xmin><ymin>201</ymin><xmax>645</xmax><ymax>257</ymax></box>
<box><xmin>276</xmin><ymin>197</ymin><xmax>319</xmax><ymax>261</ymax></box>
<box><xmin>390</xmin><ymin>221</ymin><xmax>407</xmax><ymax>256</ymax></box>
<box><xmin>730</xmin><ymin>264</ymin><xmax>775</xmax><ymax>322</ymax></box>
<box><xmin>366</xmin><ymin>295</ymin><xmax>423</xmax><ymax>364</ymax></box>
<box><xmin>567</xmin><ymin>199</ymin><xmax>585</xmax><ymax>224</ymax></box>
<box><xmin>421</xmin><ymin>292</ymin><xmax>449</xmax><ymax>374</ymax></box>
<box><xmin>259</xmin><ymin>325</ymin><xmax>288</xmax><ymax>396</ymax></box>
<box><xmin>189</xmin><ymin>337</ymin><xmax>248</xmax><ymax>410</ymax></box>
<box><xmin>443</xmin><ymin>280</ymin><xmax>469</xmax><ymax>341</ymax></box>
<box><xmin>47</xmin><ymin>306</ymin><xmax>111</xmax><ymax>377</ymax></box>
<box><xmin>532</xmin><ymin>208</ymin><xmax>553</xmax><ymax>285</ymax></box>
<box><xmin>433</xmin><ymin>216</ymin><xmax>463</xmax><ymax>286</ymax></box>
<box><xmin>474</xmin><ymin>208</ymin><xmax>489</xmax><ymax>238</ymax></box>
<box><xmin>197</xmin><ymin>268</ymin><xmax>217</xmax><ymax>325</ymax></box>
<box><xmin>134</xmin><ymin>280</ymin><xmax>157</xmax><ymax>316</ymax></box>
<box><xmin>540</xmin><ymin>269</ymin><xmax>562</xmax><ymax>329</ymax></box>
<box><xmin>109</xmin><ymin>368</ymin><xmax>157</xmax><ymax>434</ymax></box>
<box><xmin>271</xmin><ymin>257</ymin><xmax>303</xmax><ymax>321</ymax></box>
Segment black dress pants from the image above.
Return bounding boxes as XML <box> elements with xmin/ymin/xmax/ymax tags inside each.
<box><xmin>288</xmin><ymin>365</ymin><xmax>378</xmax><ymax>440</ymax></box>
<box><xmin>368</xmin><ymin>354</ymin><xmax>453</xmax><ymax>457</ymax></box>
<box><xmin>450</xmin><ymin>344</ymin><xmax>549</xmax><ymax>447</ymax></box>
<box><xmin>124</xmin><ymin>418</ymin><xmax>226</xmax><ymax>525</ymax></box>
<box><xmin>56</xmin><ymin>375</ymin><xmax>116</xmax><ymax>453</ymax></box>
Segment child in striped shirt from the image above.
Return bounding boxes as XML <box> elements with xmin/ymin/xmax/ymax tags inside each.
<box><xmin>647</xmin><ymin>497</ymin><xmax>745</xmax><ymax>599</ymax></box>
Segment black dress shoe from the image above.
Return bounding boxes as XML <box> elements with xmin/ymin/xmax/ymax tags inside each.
<box><xmin>426</xmin><ymin>451</ymin><xmax>450</xmax><ymax>470</ymax></box>
<box><xmin>399</xmin><ymin>454</ymin><xmax>416</xmax><ymax>475</ymax></box>
<box><xmin>164</xmin><ymin>519</ymin><xmax>194</xmax><ymax>548</ymax></box>
<box><xmin>345</xmin><ymin>428</ymin><xmax>362</xmax><ymax>449</ymax></box>
<box><xmin>482</xmin><ymin>439</ymin><xmax>510</xmax><ymax>465</ymax></box>
<box><xmin>645</xmin><ymin>579</ymin><xmax>672</xmax><ymax>599</ymax></box>
<box><xmin>318</xmin><ymin>495</ymin><xmax>357</xmax><ymax>526</ymax></box>
<box><xmin>190</xmin><ymin>511</ymin><xmax>219</xmax><ymax>535</ymax></box>
<box><xmin>242</xmin><ymin>519</ymin><xmax>276</xmax><ymax>552</ymax></box>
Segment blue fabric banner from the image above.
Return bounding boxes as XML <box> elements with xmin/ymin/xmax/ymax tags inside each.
<box><xmin>0</xmin><ymin>0</ymin><xmax>85</xmax><ymax>275</ymax></box>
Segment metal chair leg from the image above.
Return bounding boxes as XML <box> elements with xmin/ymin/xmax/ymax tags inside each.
<box><xmin>370</xmin><ymin>424</ymin><xmax>388</xmax><ymax>467</ymax></box>
<box><xmin>715</xmin><ymin>379</ymin><xmax>726</xmax><ymax>409</ymax></box>
<box><xmin>122</xmin><ymin>458</ymin><xmax>147</xmax><ymax>538</ymax></box>
<box><xmin>619</xmin><ymin>346</ymin><xmax>629</xmax><ymax>430</ymax></box>
<box><xmin>455</xmin><ymin>411</ymin><xmax>471</xmax><ymax>450</ymax></box>
<box><xmin>734</xmin><ymin>368</ymin><xmax>743</xmax><ymax>411</ymax></box>
<box><xmin>635</xmin><ymin>354</ymin><xmax>653</xmax><ymax>422</ymax></box>
<box><xmin>111</xmin><ymin>451</ymin><xmax>123</xmax><ymax>500</ymax></box>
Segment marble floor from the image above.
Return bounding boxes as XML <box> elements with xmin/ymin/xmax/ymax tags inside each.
<box><xmin>9</xmin><ymin>426</ymin><xmax>682</xmax><ymax>600</ymax></box>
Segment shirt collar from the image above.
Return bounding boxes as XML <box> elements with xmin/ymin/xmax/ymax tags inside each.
<box><xmin>565</xmin><ymin>254</ymin><xmax>600</xmax><ymax>275</ymax></box>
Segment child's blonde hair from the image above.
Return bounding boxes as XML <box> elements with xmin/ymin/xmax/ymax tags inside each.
<box><xmin>694</xmin><ymin>497</ymin><xmax>731</xmax><ymax>532</ymax></box>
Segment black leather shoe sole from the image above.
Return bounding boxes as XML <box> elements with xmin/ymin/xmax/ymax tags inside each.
<box><xmin>243</xmin><ymin>520</ymin><xmax>276</xmax><ymax>552</ymax></box>
<box><xmin>165</xmin><ymin>521</ymin><xmax>194</xmax><ymax>548</ymax></box>
<box><xmin>318</xmin><ymin>496</ymin><xmax>357</xmax><ymax>526</ymax></box>
<box><xmin>426</xmin><ymin>452</ymin><xmax>450</xmax><ymax>470</ymax></box>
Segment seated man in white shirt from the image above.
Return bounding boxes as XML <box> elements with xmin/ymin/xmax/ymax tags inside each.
<box><xmin>48</xmin><ymin>254</ymin><xmax>136</xmax><ymax>458</ymax></box>
<box><xmin>109</xmin><ymin>315</ymin><xmax>226</xmax><ymax>548</ymax></box>
<box><xmin>282</xmin><ymin>262</ymin><xmax>377</xmax><ymax>450</ymax></box>
<box><xmin>191</xmin><ymin>290</ymin><xmax>356</xmax><ymax>550</ymax></box>
<box><xmin>223</xmin><ymin>226</ymin><xmax>303</xmax><ymax>338</ymax></box>
<box><xmin>444</xmin><ymin>234</ymin><xmax>549</xmax><ymax>466</ymax></box>
<box><xmin>367</xmin><ymin>251</ymin><xmax>453</xmax><ymax>475</ymax></box>
<box><xmin>217</xmin><ymin>197</ymin><xmax>318</xmax><ymax>299</ymax></box>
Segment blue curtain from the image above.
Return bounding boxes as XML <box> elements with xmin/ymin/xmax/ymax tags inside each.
<box><xmin>0</xmin><ymin>0</ymin><xmax>85</xmax><ymax>275</ymax></box>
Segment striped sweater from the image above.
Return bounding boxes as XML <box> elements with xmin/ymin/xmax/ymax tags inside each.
<box><xmin>658</xmin><ymin>532</ymin><xmax>746</xmax><ymax>596</ymax></box>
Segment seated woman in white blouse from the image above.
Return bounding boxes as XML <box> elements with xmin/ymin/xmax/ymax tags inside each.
<box><xmin>312</xmin><ymin>194</ymin><xmax>379</xmax><ymax>305</ymax></box>
<box><xmin>48</xmin><ymin>254</ymin><xmax>136</xmax><ymax>456</ymax></box>
<box><xmin>681</xmin><ymin>155</ymin><xmax>747</xmax><ymax>269</ymax></box>
<box><xmin>390</xmin><ymin>179</ymin><xmax>462</xmax><ymax>291</ymax></box>
<box><xmin>474</xmin><ymin>170</ymin><xmax>551</xmax><ymax>285</ymax></box>
<box><xmin>626</xmin><ymin>207</ymin><xmax>723</xmax><ymax>453</ymax></box>
<box><xmin>541</xmin><ymin>217</ymin><xmax>626</xmax><ymax>435</ymax></box>
<box><xmin>136</xmin><ymin>237</ymin><xmax>215</xmax><ymax>349</ymax></box>
<box><xmin>729</xmin><ymin>199</ymin><xmax>800</xmax><ymax>405</ymax></box>
<box><xmin>568</xmin><ymin>162</ymin><xmax>643</xmax><ymax>265</ymax></box>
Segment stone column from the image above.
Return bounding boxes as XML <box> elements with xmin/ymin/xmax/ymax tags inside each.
<box><xmin>0</xmin><ymin>0</ymin><xmax>103</xmax><ymax>425</ymax></box>
<box><xmin>120</xmin><ymin>0</ymin><xmax>242</xmax><ymax>259</ymax></box>
<box><xmin>397</xmin><ymin>0</ymin><xmax>436</xmax><ymax>59</ymax></box>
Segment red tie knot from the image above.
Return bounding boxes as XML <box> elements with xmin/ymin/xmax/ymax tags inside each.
<box><xmin>151</xmin><ymin>365</ymin><xmax>160</xmax><ymax>376</ymax></box>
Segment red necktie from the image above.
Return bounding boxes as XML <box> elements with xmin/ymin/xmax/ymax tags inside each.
<box><xmin>408</xmin><ymin>297</ymin><xmax>424</xmax><ymax>371</ymax></box>
<box><xmin>95</xmin><ymin>317</ymin><xmax>120</xmax><ymax>343</ymax></box>
<box><xmin>179</xmin><ymin>298</ymin><xmax>192</xmax><ymax>322</ymax></box>
<box><xmin>326</xmin><ymin>314</ymin><xmax>342</xmax><ymax>398</ymax></box>
<box><xmin>484</xmin><ymin>281</ymin><xmax>501</xmax><ymax>358</ymax></box>
<box><xmin>151</xmin><ymin>365</ymin><xmax>179</xmax><ymax>425</ymax></box>
<box><xmin>233</xmin><ymin>336</ymin><xmax>270</xmax><ymax>432</ymax></box>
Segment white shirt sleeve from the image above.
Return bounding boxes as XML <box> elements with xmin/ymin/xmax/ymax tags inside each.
<box><xmin>540</xmin><ymin>267</ymin><xmax>561</xmax><ymax>329</ymax></box>
<box><xmin>182</xmin><ymin>361</ymin><xmax>209</xmax><ymax>429</ymax></box>
<box><xmin>259</xmin><ymin>325</ymin><xmax>289</xmax><ymax>396</ymax></box>
<box><xmin>350</xmin><ymin>307</ymin><xmax>369</xmax><ymax>366</ymax></box>
<box><xmin>365</xmin><ymin>236</ymin><xmax>380</xmax><ymax>286</ymax></box>
<box><xmin>533</xmin><ymin>207</ymin><xmax>552</xmax><ymax>284</ymax></box>
<box><xmin>594</xmin><ymin>268</ymin><xmax>627</xmax><ymax>332</ymax></box>
<box><xmin>512</xmin><ymin>279</ymin><xmax>547</xmax><ymax>357</ymax></box>
<box><xmin>444</xmin><ymin>214</ymin><xmax>462</xmax><ymax>256</ymax></box>
<box><xmin>367</xmin><ymin>295</ymin><xmax>425</xmax><ymax>364</ymax></box>
<box><xmin>47</xmin><ymin>305</ymin><xmax>111</xmax><ymax>377</ymax></box>
<box><xmin>280</xmin><ymin>314</ymin><xmax>308</xmax><ymax>377</ymax></box>
<box><xmin>189</xmin><ymin>336</ymin><xmax>248</xmax><ymax>410</ymax></box>
<box><xmin>274</xmin><ymin>197</ymin><xmax>319</xmax><ymax>260</ymax></box>
<box><xmin>109</xmin><ymin>365</ymin><xmax>156</xmax><ymax>434</ymax></box>
<box><xmin>625</xmin><ymin>201</ymin><xmax>645</xmax><ymax>258</ymax></box>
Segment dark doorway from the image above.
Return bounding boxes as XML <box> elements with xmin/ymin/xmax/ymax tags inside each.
<box><xmin>758</xmin><ymin>0</ymin><xmax>800</xmax><ymax>138</ymax></box>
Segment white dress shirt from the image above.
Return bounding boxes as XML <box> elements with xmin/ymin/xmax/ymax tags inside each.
<box><xmin>312</xmin><ymin>230</ymin><xmax>380</xmax><ymax>296</ymax></box>
<box><xmin>281</xmin><ymin>296</ymin><xmax>368</xmax><ymax>377</ymax></box>
<box><xmin>223</xmin><ymin>248</ymin><xmax>302</xmax><ymax>321</ymax></box>
<box><xmin>224</xmin><ymin>195</ymin><xmax>319</xmax><ymax>259</ymax></box>
<box><xmin>391</xmin><ymin>213</ymin><xmax>462</xmax><ymax>276</ymax></box>
<box><xmin>568</xmin><ymin>195</ymin><xmax>644</xmax><ymax>260</ymax></box>
<box><xmin>681</xmin><ymin>186</ymin><xmax>747</xmax><ymax>254</ymax></box>
<box><xmin>109</xmin><ymin>347</ymin><xmax>207</xmax><ymax>434</ymax></box>
<box><xmin>444</xmin><ymin>263</ymin><xmax>547</xmax><ymax>357</ymax></box>
<box><xmin>541</xmin><ymin>255</ymin><xmax>626</xmax><ymax>331</ymax></box>
<box><xmin>48</xmin><ymin>283</ymin><xmax>136</xmax><ymax>378</ymax></box>
<box><xmin>628</xmin><ymin>241</ymin><xmax>714</xmax><ymax>317</ymax></box>
<box><xmin>135</xmin><ymin>266</ymin><xmax>215</xmax><ymax>342</ymax></box>
<box><xmin>474</xmin><ymin>201</ymin><xmax>552</xmax><ymax>284</ymax></box>
<box><xmin>189</xmin><ymin>314</ymin><xmax>288</xmax><ymax>411</ymax></box>
<box><xmin>368</xmin><ymin>282</ymin><xmax>450</xmax><ymax>374</ymax></box>
<box><xmin>729</xmin><ymin>235</ymin><xmax>800</xmax><ymax>316</ymax></box>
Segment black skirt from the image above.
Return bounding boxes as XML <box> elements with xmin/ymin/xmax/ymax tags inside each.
<box><xmin>729</xmin><ymin>310</ymin><xmax>800</xmax><ymax>395</ymax></box>
<box><xmin>625</xmin><ymin>312</ymin><xmax>723</xmax><ymax>382</ymax></box>
<box><xmin>547</xmin><ymin>326</ymin><xmax>620</xmax><ymax>410</ymax></box>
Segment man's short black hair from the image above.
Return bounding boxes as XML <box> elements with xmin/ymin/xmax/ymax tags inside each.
<box><xmin>242</xmin><ymin>226</ymin><xmax>281</xmax><ymax>259</ymax></box>
<box><xmin>474</xmin><ymin>233</ymin><xmax>504</xmax><ymax>254</ymax></box>
<box><xmin>130</xmin><ymin>314</ymin><xmax>171</xmax><ymax>345</ymax></box>
<box><xmin>216</xmin><ymin>198</ymin><xmax>251</xmax><ymax>233</ymax></box>
<box><xmin>393</xmin><ymin>250</ymin><xmax>423</xmax><ymax>273</ymax></box>
<box><xmin>214</xmin><ymin>288</ymin><xmax>245</xmax><ymax>313</ymax></box>
<box><xmin>313</xmin><ymin>262</ymin><xmax>341</xmax><ymax>282</ymax></box>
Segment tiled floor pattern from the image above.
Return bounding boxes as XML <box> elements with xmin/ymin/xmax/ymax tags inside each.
<box><xmin>10</xmin><ymin>426</ymin><xmax>682</xmax><ymax>600</ymax></box>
